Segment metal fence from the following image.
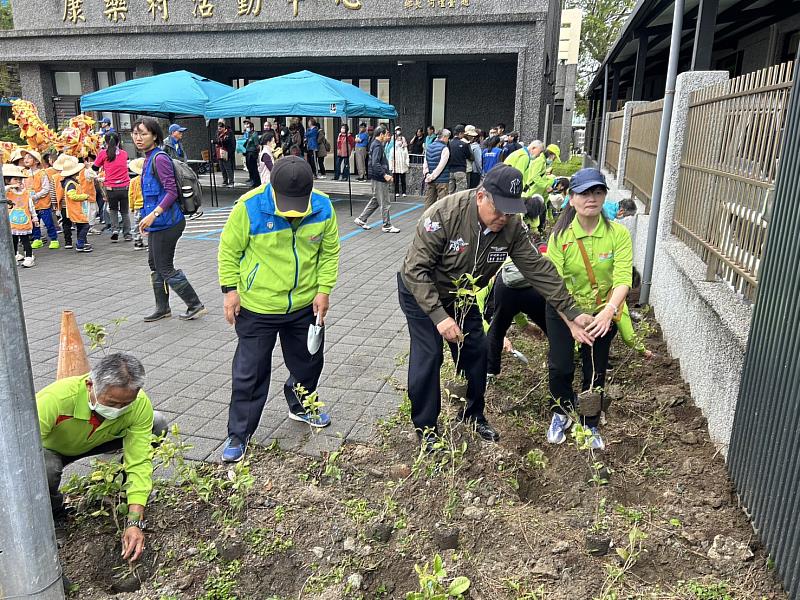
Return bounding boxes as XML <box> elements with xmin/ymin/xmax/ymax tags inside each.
<box><xmin>672</xmin><ymin>62</ymin><xmax>794</xmax><ymax>302</ymax></box>
<box><xmin>623</xmin><ymin>99</ymin><xmax>663</xmax><ymax>212</ymax></box>
<box><xmin>603</xmin><ymin>110</ymin><xmax>624</xmax><ymax>176</ymax></box>
<box><xmin>728</xmin><ymin>61</ymin><xmax>800</xmax><ymax>600</ymax></box>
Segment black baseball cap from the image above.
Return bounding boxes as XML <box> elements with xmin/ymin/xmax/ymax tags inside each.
<box><xmin>271</xmin><ymin>156</ymin><xmax>314</xmax><ymax>217</ymax></box>
<box><xmin>482</xmin><ymin>164</ymin><xmax>526</xmax><ymax>214</ymax></box>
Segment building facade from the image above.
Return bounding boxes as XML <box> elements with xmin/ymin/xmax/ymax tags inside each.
<box><xmin>0</xmin><ymin>0</ymin><xmax>563</xmax><ymax>159</ymax></box>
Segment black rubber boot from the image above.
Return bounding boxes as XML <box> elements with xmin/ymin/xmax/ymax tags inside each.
<box><xmin>167</xmin><ymin>270</ymin><xmax>207</xmax><ymax>320</ymax></box>
<box><xmin>143</xmin><ymin>272</ymin><xmax>172</xmax><ymax>322</ymax></box>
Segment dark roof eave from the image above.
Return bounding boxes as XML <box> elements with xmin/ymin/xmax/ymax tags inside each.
<box><xmin>586</xmin><ymin>0</ymin><xmax>668</xmax><ymax>94</ymax></box>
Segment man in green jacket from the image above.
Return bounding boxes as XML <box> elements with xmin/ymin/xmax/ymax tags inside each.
<box><xmin>38</xmin><ymin>353</ymin><xmax>167</xmax><ymax>562</ymax></box>
<box><xmin>218</xmin><ymin>156</ymin><xmax>340</xmax><ymax>462</ymax></box>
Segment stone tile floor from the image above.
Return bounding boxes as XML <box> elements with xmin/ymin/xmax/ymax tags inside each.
<box><xmin>19</xmin><ymin>189</ymin><xmax>423</xmax><ymax>462</ymax></box>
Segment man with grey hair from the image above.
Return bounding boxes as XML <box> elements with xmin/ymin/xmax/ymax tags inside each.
<box><xmin>505</xmin><ymin>139</ymin><xmax>547</xmax><ymax>199</ymax></box>
<box><xmin>422</xmin><ymin>128</ymin><xmax>451</xmax><ymax>208</ymax></box>
<box><xmin>36</xmin><ymin>352</ymin><xmax>167</xmax><ymax>563</ymax></box>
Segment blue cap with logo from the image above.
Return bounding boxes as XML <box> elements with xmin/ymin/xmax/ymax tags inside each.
<box><xmin>98</xmin><ymin>117</ymin><xmax>111</xmax><ymax>125</ymax></box>
<box><xmin>569</xmin><ymin>168</ymin><xmax>608</xmax><ymax>194</ymax></box>
<box><xmin>169</xmin><ymin>124</ymin><xmax>188</xmax><ymax>134</ymax></box>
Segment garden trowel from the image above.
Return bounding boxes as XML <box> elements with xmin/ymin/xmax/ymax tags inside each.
<box><xmin>307</xmin><ymin>313</ymin><xmax>324</xmax><ymax>355</ymax></box>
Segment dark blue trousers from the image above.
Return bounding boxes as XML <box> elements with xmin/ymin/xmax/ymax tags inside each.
<box><xmin>32</xmin><ymin>208</ymin><xmax>58</xmax><ymax>241</ymax></box>
<box><xmin>227</xmin><ymin>305</ymin><xmax>324</xmax><ymax>441</ymax></box>
<box><xmin>398</xmin><ymin>273</ymin><xmax>487</xmax><ymax>433</ymax></box>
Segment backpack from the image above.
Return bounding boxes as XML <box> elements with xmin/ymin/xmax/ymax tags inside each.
<box><xmin>151</xmin><ymin>150</ymin><xmax>203</xmax><ymax>215</ymax></box>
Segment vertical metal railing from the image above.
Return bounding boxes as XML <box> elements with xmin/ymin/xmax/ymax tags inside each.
<box><xmin>603</xmin><ymin>110</ymin><xmax>624</xmax><ymax>176</ymax></box>
<box><xmin>623</xmin><ymin>99</ymin><xmax>663</xmax><ymax>212</ymax></box>
<box><xmin>728</xmin><ymin>59</ymin><xmax>800</xmax><ymax>600</ymax></box>
<box><xmin>671</xmin><ymin>62</ymin><xmax>794</xmax><ymax>302</ymax></box>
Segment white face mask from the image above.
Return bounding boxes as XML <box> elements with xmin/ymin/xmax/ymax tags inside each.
<box><xmin>89</xmin><ymin>388</ymin><xmax>132</xmax><ymax>420</ymax></box>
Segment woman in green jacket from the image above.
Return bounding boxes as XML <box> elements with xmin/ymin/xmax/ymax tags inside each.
<box><xmin>544</xmin><ymin>168</ymin><xmax>633</xmax><ymax>451</ymax></box>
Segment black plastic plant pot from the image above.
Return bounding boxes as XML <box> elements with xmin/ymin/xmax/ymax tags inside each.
<box><xmin>586</xmin><ymin>534</ymin><xmax>611</xmax><ymax>556</ymax></box>
<box><xmin>578</xmin><ymin>390</ymin><xmax>603</xmax><ymax>416</ymax></box>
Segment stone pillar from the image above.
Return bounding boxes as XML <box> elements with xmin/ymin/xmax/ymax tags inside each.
<box><xmin>655</xmin><ymin>70</ymin><xmax>729</xmax><ymax>243</ymax></box>
<box><xmin>18</xmin><ymin>63</ymin><xmax>55</xmax><ymax>127</ymax></box>
<box><xmin>514</xmin><ymin>37</ymin><xmax>546</xmax><ymax>141</ymax></box>
<box><xmin>615</xmin><ymin>100</ymin><xmax>648</xmax><ymax>185</ymax></box>
<box><xmin>395</xmin><ymin>61</ymin><xmax>428</xmax><ymax>140</ymax></box>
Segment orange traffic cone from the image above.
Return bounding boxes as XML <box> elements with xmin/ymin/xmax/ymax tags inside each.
<box><xmin>56</xmin><ymin>310</ymin><xmax>90</xmax><ymax>380</ymax></box>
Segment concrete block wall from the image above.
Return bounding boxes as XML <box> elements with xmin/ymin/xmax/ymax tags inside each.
<box><xmin>600</xmin><ymin>70</ymin><xmax>759</xmax><ymax>456</ymax></box>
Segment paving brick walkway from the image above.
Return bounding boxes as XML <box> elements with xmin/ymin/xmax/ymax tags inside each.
<box><xmin>19</xmin><ymin>190</ymin><xmax>422</xmax><ymax>461</ymax></box>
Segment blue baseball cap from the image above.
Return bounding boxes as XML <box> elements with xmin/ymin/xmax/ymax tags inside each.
<box><xmin>569</xmin><ymin>168</ymin><xmax>608</xmax><ymax>193</ymax></box>
<box><xmin>98</xmin><ymin>117</ymin><xmax>111</xmax><ymax>124</ymax></box>
<box><xmin>169</xmin><ymin>124</ymin><xmax>188</xmax><ymax>134</ymax></box>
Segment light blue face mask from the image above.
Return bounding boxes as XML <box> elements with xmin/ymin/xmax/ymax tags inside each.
<box><xmin>89</xmin><ymin>389</ymin><xmax>132</xmax><ymax>420</ymax></box>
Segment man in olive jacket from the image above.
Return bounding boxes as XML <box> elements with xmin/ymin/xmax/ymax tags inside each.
<box><xmin>398</xmin><ymin>164</ymin><xmax>594</xmax><ymax>448</ymax></box>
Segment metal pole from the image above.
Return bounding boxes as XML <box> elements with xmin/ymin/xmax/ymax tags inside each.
<box><xmin>0</xmin><ymin>164</ymin><xmax>65</xmax><ymax>599</ymax></box>
<box><xmin>598</xmin><ymin>65</ymin><xmax>609</xmax><ymax>168</ymax></box>
<box><xmin>346</xmin><ymin>118</ymin><xmax>353</xmax><ymax>216</ymax></box>
<box><xmin>639</xmin><ymin>0</ymin><xmax>685</xmax><ymax>305</ymax></box>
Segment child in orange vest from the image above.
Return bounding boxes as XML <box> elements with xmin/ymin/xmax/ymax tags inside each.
<box><xmin>4</xmin><ymin>164</ymin><xmax>40</xmax><ymax>268</ymax></box>
<box><xmin>21</xmin><ymin>148</ymin><xmax>59</xmax><ymax>250</ymax></box>
<box><xmin>128</xmin><ymin>157</ymin><xmax>145</xmax><ymax>250</ymax></box>
<box><xmin>58</xmin><ymin>158</ymin><xmax>93</xmax><ymax>253</ymax></box>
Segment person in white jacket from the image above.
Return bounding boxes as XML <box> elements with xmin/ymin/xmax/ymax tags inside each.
<box><xmin>389</xmin><ymin>126</ymin><xmax>410</xmax><ymax>197</ymax></box>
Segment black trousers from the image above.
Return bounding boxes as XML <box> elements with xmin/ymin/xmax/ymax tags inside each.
<box><xmin>394</xmin><ymin>173</ymin><xmax>407</xmax><ymax>195</ymax></box>
<box><xmin>334</xmin><ymin>156</ymin><xmax>350</xmax><ymax>180</ymax></box>
<box><xmin>12</xmin><ymin>234</ymin><xmax>32</xmax><ymax>257</ymax></box>
<box><xmin>545</xmin><ymin>304</ymin><xmax>617</xmax><ymax>427</ymax></box>
<box><xmin>245</xmin><ymin>151</ymin><xmax>261</xmax><ymax>186</ymax></box>
<box><xmin>398</xmin><ymin>273</ymin><xmax>487</xmax><ymax>433</ymax></box>
<box><xmin>486</xmin><ymin>277</ymin><xmax>548</xmax><ymax>375</ymax></box>
<box><xmin>228</xmin><ymin>305</ymin><xmax>324</xmax><ymax>441</ymax></box>
<box><xmin>468</xmin><ymin>171</ymin><xmax>481</xmax><ymax>189</ymax></box>
<box><xmin>59</xmin><ymin>207</ymin><xmax>73</xmax><ymax>245</ymax></box>
<box><xmin>148</xmin><ymin>218</ymin><xmax>185</xmax><ymax>279</ymax></box>
<box><xmin>317</xmin><ymin>155</ymin><xmax>327</xmax><ymax>175</ymax></box>
<box><xmin>306</xmin><ymin>150</ymin><xmax>318</xmax><ymax>176</ymax></box>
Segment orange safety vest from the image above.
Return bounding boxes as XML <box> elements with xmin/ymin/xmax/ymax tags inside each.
<box><xmin>63</xmin><ymin>177</ymin><xmax>90</xmax><ymax>224</ymax></box>
<box><xmin>7</xmin><ymin>188</ymin><xmax>35</xmax><ymax>234</ymax></box>
<box><xmin>27</xmin><ymin>169</ymin><xmax>51</xmax><ymax>211</ymax></box>
<box><xmin>79</xmin><ymin>169</ymin><xmax>96</xmax><ymax>202</ymax></box>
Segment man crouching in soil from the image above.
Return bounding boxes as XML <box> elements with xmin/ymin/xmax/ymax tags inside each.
<box><xmin>37</xmin><ymin>353</ymin><xmax>167</xmax><ymax>561</ymax></box>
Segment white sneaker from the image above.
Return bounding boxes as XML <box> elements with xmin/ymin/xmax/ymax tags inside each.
<box><xmin>354</xmin><ymin>217</ymin><xmax>371</xmax><ymax>230</ymax></box>
<box><xmin>589</xmin><ymin>427</ymin><xmax>606</xmax><ymax>451</ymax></box>
<box><xmin>317</xmin><ymin>175</ymin><xmax>326</xmax><ymax>179</ymax></box>
<box><xmin>381</xmin><ymin>225</ymin><xmax>401</xmax><ymax>233</ymax></box>
<box><xmin>547</xmin><ymin>413</ymin><xmax>573</xmax><ymax>444</ymax></box>
<box><xmin>15</xmin><ymin>253</ymin><xmax>23</xmax><ymax>262</ymax></box>
<box><xmin>21</xmin><ymin>256</ymin><xmax>36</xmax><ymax>268</ymax></box>
<box><xmin>402</xmin><ymin>193</ymin><xmax>407</xmax><ymax>197</ymax></box>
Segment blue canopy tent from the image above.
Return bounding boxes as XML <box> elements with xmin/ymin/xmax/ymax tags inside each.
<box><xmin>205</xmin><ymin>70</ymin><xmax>399</xmax><ymax>214</ymax></box>
<box><xmin>80</xmin><ymin>70</ymin><xmax>234</xmax><ymax>118</ymax></box>
<box><xmin>81</xmin><ymin>70</ymin><xmax>236</xmax><ymax>206</ymax></box>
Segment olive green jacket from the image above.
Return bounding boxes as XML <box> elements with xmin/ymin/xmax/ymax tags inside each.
<box><xmin>400</xmin><ymin>189</ymin><xmax>582</xmax><ymax>325</ymax></box>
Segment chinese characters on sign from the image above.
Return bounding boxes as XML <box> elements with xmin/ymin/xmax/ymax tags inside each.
<box><xmin>60</xmin><ymin>0</ymin><xmax>435</xmax><ymax>25</ymax></box>
<box><xmin>238</xmin><ymin>0</ymin><xmax>262</xmax><ymax>16</ymax></box>
<box><xmin>147</xmin><ymin>0</ymin><xmax>169</xmax><ymax>21</ymax></box>
<box><xmin>104</xmin><ymin>0</ymin><xmax>128</xmax><ymax>21</ymax></box>
<box><xmin>193</xmin><ymin>0</ymin><xmax>214</xmax><ymax>18</ymax></box>
<box><xmin>335</xmin><ymin>0</ymin><xmax>363</xmax><ymax>9</ymax></box>
<box><xmin>63</xmin><ymin>0</ymin><xmax>85</xmax><ymax>24</ymax></box>
<box><xmin>405</xmin><ymin>0</ymin><xmax>469</xmax><ymax>7</ymax></box>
